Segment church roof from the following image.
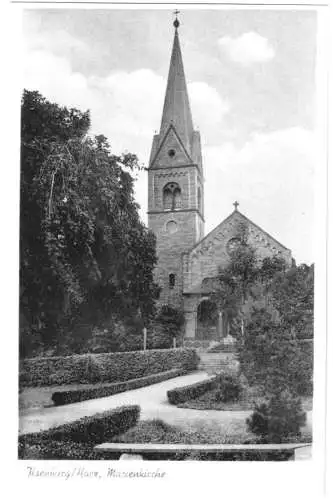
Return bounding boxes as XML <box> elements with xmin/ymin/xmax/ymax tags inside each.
<box><xmin>187</xmin><ymin>208</ymin><xmax>290</xmax><ymax>256</ymax></box>
<box><xmin>159</xmin><ymin>24</ymin><xmax>194</xmax><ymax>155</ymax></box>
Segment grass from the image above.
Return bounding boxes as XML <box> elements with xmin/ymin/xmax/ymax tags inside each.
<box><xmin>113</xmin><ymin>418</ymin><xmax>258</xmax><ymax>445</ymax></box>
<box><xmin>19</xmin><ymin>383</ymin><xmax>105</xmax><ymax>412</ymax></box>
<box><xmin>112</xmin><ymin>418</ymin><xmax>312</xmax><ymax>456</ymax></box>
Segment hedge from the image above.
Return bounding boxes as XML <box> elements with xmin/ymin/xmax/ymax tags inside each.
<box><xmin>167</xmin><ymin>378</ymin><xmax>217</xmax><ymax>405</ymax></box>
<box><xmin>19</xmin><ymin>404</ymin><xmax>140</xmax><ymax>459</ymax></box>
<box><xmin>18</xmin><ymin>439</ymin><xmax>104</xmax><ymax>460</ymax></box>
<box><xmin>167</xmin><ymin>373</ymin><xmax>242</xmax><ymax>405</ymax></box>
<box><xmin>52</xmin><ymin>368</ymin><xmax>186</xmax><ymax>406</ymax></box>
<box><xmin>19</xmin><ymin>348</ymin><xmax>199</xmax><ymax>387</ymax></box>
<box><xmin>19</xmin><ymin>405</ymin><xmax>140</xmax><ymax>460</ymax></box>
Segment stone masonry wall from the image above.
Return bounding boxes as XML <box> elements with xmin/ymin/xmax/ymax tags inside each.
<box><xmin>183</xmin><ymin>211</ymin><xmax>292</xmax><ymax>295</ymax></box>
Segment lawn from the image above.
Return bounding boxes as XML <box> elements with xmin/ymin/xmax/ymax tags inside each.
<box><xmin>19</xmin><ymin>382</ymin><xmax>112</xmax><ymax>412</ymax></box>
<box><xmin>113</xmin><ymin>418</ymin><xmax>257</xmax><ymax>445</ymax></box>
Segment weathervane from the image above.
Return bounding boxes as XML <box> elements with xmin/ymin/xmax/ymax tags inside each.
<box><xmin>173</xmin><ymin>9</ymin><xmax>180</xmax><ymax>29</ymax></box>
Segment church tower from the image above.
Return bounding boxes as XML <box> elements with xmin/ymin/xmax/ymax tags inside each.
<box><xmin>148</xmin><ymin>16</ymin><xmax>205</xmax><ymax>308</ymax></box>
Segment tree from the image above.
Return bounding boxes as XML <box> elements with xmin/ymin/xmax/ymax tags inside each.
<box><xmin>20</xmin><ymin>90</ymin><xmax>159</xmax><ymax>356</ymax></box>
<box><xmin>213</xmin><ymin>222</ymin><xmax>259</xmax><ymax>338</ymax></box>
<box><xmin>268</xmin><ymin>263</ymin><xmax>314</xmax><ymax>339</ymax></box>
<box><xmin>148</xmin><ymin>306</ymin><xmax>184</xmax><ymax>349</ymax></box>
<box><xmin>243</xmin><ymin>309</ymin><xmax>308</xmax><ymax>442</ymax></box>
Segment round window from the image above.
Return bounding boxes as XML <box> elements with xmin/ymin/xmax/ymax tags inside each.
<box><xmin>168</xmin><ymin>149</ymin><xmax>176</xmax><ymax>158</ymax></box>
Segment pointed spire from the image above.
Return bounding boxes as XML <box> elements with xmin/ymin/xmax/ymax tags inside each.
<box><xmin>159</xmin><ymin>17</ymin><xmax>194</xmax><ymax>155</ymax></box>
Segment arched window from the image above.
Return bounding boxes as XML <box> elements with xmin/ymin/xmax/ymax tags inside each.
<box><xmin>197</xmin><ymin>186</ymin><xmax>202</xmax><ymax>212</ymax></box>
<box><xmin>163</xmin><ymin>182</ymin><xmax>182</xmax><ymax>211</ymax></box>
<box><xmin>169</xmin><ymin>273</ymin><xmax>176</xmax><ymax>289</ymax></box>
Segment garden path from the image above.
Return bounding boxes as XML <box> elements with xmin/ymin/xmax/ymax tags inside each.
<box><xmin>19</xmin><ymin>370</ymin><xmax>312</xmax><ymax>440</ymax></box>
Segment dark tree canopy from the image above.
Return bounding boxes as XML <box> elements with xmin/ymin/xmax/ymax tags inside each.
<box><xmin>20</xmin><ymin>90</ymin><xmax>159</xmax><ymax>356</ymax></box>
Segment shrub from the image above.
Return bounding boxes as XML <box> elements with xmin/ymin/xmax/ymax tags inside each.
<box><xmin>239</xmin><ymin>310</ymin><xmax>313</xmax><ymax>397</ymax></box>
<box><xmin>167</xmin><ymin>378</ymin><xmax>217</xmax><ymax>405</ymax></box>
<box><xmin>19</xmin><ymin>405</ymin><xmax>140</xmax><ymax>447</ymax></box>
<box><xmin>246</xmin><ymin>390</ymin><xmax>306</xmax><ymax>443</ymax></box>
<box><xmin>214</xmin><ymin>374</ymin><xmax>241</xmax><ymax>403</ymax></box>
<box><xmin>167</xmin><ymin>373</ymin><xmax>242</xmax><ymax>406</ymax></box>
<box><xmin>147</xmin><ymin>306</ymin><xmax>184</xmax><ymax>349</ymax></box>
<box><xmin>19</xmin><ymin>348</ymin><xmax>199</xmax><ymax>387</ymax></box>
<box><xmin>147</xmin><ymin>322</ymin><xmax>173</xmax><ymax>350</ymax></box>
<box><xmin>52</xmin><ymin>369</ymin><xmax>185</xmax><ymax>406</ymax></box>
<box><xmin>18</xmin><ymin>440</ymin><xmax>103</xmax><ymax>460</ymax></box>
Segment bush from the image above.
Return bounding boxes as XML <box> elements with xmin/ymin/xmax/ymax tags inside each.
<box><xmin>239</xmin><ymin>310</ymin><xmax>313</xmax><ymax>397</ymax></box>
<box><xmin>52</xmin><ymin>369</ymin><xmax>185</xmax><ymax>406</ymax></box>
<box><xmin>147</xmin><ymin>322</ymin><xmax>173</xmax><ymax>349</ymax></box>
<box><xmin>167</xmin><ymin>378</ymin><xmax>216</xmax><ymax>405</ymax></box>
<box><xmin>246</xmin><ymin>390</ymin><xmax>306</xmax><ymax>443</ymax></box>
<box><xmin>18</xmin><ymin>439</ymin><xmax>103</xmax><ymax>460</ymax></box>
<box><xmin>19</xmin><ymin>348</ymin><xmax>199</xmax><ymax>387</ymax></box>
<box><xmin>20</xmin><ymin>405</ymin><xmax>140</xmax><ymax>446</ymax></box>
<box><xmin>19</xmin><ymin>405</ymin><xmax>140</xmax><ymax>460</ymax></box>
<box><xmin>214</xmin><ymin>374</ymin><xmax>241</xmax><ymax>403</ymax></box>
<box><xmin>167</xmin><ymin>373</ymin><xmax>242</xmax><ymax>406</ymax></box>
<box><xmin>147</xmin><ymin>306</ymin><xmax>184</xmax><ymax>349</ymax></box>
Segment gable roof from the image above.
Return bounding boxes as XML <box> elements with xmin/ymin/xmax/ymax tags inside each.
<box><xmin>149</xmin><ymin>123</ymin><xmax>193</xmax><ymax>168</ymax></box>
<box><xmin>187</xmin><ymin>209</ymin><xmax>290</xmax><ymax>256</ymax></box>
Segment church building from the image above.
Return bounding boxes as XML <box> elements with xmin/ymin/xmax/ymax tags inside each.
<box><xmin>147</xmin><ymin>17</ymin><xmax>292</xmax><ymax>341</ymax></box>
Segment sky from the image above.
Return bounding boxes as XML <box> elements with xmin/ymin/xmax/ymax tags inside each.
<box><xmin>22</xmin><ymin>8</ymin><xmax>317</xmax><ymax>264</ymax></box>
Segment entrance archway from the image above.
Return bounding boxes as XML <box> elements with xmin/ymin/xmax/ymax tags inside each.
<box><xmin>196</xmin><ymin>299</ymin><xmax>218</xmax><ymax>340</ymax></box>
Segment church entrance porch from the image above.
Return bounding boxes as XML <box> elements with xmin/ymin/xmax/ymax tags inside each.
<box><xmin>183</xmin><ymin>296</ymin><xmax>229</xmax><ymax>341</ymax></box>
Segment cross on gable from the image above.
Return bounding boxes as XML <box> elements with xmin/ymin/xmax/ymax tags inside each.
<box><xmin>233</xmin><ymin>201</ymin><xmax>239</xmax><ymax>211</ymax></box>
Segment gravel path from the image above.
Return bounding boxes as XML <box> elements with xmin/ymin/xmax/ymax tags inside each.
<box><xmin>19</xmin><ymin>370</ymin><xmax>312</xmax><ymax>439</ymax></box>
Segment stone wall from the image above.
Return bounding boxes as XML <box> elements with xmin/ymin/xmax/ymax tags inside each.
<box><xmin>148</xmin><ymin>160</ymin><xmax>204</xmax><ymax>308</ymax></box>
<box><xmin>183</xmin><ymin>211</ymin><xmax>292</xmax><ymax>294</ymax></box>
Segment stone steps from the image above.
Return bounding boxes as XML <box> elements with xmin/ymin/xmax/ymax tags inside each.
<box><xmin>198</xmin><ymin>352</ymin><xmax>239</xmax><ymax>375</ymax></box>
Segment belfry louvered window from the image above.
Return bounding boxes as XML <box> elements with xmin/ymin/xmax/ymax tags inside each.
<box><xmin>163</xmin><ymin>182</ymin><xmax>182</xmax><ymax>211</ymax></box>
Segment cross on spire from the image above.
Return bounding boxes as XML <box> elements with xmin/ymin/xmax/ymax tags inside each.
<box><xmin>233</xmin><ymin>201</ymin><xmax>239</xmax><ymax>211</ymax></box>
<box><xmin>173</xmin><ymin>10</ymin><xmax>180</xmax><ymax>28</ymax></box>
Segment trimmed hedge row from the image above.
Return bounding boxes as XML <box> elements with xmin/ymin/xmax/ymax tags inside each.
<box><xmin>167</xmin><ymin>373</ymin><xmax>242</xmax><ymax>405</ymax></box>
<box><xmin>20</xmin><ymin>348</ymin><xmax>199</xmax><ymax>387</ymax></box>
<box><xmin>19</xmin><ymin>405</ymin><xmax>140</xmax><ymax>460</ymax></box>
<box><xmin>52</xmin><ymin>368</ymin><xmax>185</xmax><ymax>406</ymax></box>
<box><xmin>167</xmin><ymin>378</ymin><xmax>217</xmax><ymax>405</ymax></box>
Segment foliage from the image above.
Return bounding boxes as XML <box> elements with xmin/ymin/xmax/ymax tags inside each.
<box><xmin>239</xmin><ymin>308</ymin><xmax>312</xmax><ymax>396</ymax></box>
<box><xmin>51</xmin><ymin>368</ymin><xmax>185</xmax><ymax>406</ymax></box>
<box><xmin>268</xmin><ymin>263</ymin><xmax>314</xmax><ymax>339</ymax></box>
<box><xmin>19</xmin><ymin>348</ymin><xmax>199</xmax><ymax>387</ymax></box>
<box><xmin>246</xmin><ymin>390</ymin><xmax>306</xmax><ymax>443</ymax></box>
<box><xmin>243</xmin><ymin>308</ymin><xmax>310</xmax><ymax>442</ymax></box>
<box><xmin>147</xmin><ymin>306</ymin><xmax>185</xmax><ymax>349</ymax></box>
<box><xmin>167</xmin><ymin>378</ymin><xmax>217</xmax><ymax>405</ymax></box>
<box><xmin>167</xmin><ymin>373</ymin><xmax>241</xmax><ymax>405</ymax></box>
<box><xmin>214</xmin><ymin>373</ymin><xmax>242</xmax><ymax>403</ymax></box>
<box><xmin>114</xmin><ymin>418</ymin><xmax>256</xmax><ymax>446</ymax></box>
<box><xmin>211</xmin><ymin>222</ymin><xmax>259</xmax><ymax>337</ymax></box>
<box><xmin>156</xmin><ymin>306</ymin><xmax>184</xmax><ymax>336</ymax></box>
<box><xmin>20</xmin><ymin>90</ymin><xmax>159</xmax><ymax>356</ymax></box>
<box><xmin>19</xmin><ymin>405</ymin><xmax>140</xmax><ymax>445</ymax></box>
<box><xmin>19</xmin><ymin>405</ymin><xmax>140</xmax><ymax>460</ymax></box>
